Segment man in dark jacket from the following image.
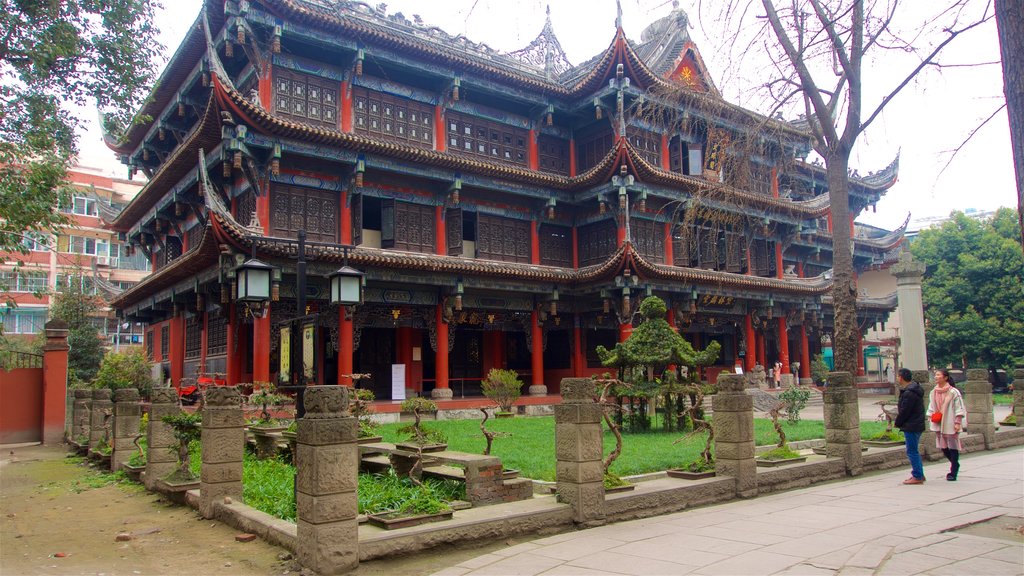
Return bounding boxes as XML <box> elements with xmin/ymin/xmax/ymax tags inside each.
<box><xmin>894</xmin><ymin>367</ymin><xmax>926</xmax><ymax>484</ymax></box>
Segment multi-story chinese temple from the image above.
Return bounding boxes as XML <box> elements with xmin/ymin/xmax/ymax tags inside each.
<box><xmin>106</xmin><ymin>0</ymin><xmax>905</xmax><ymax>400</ymax></box>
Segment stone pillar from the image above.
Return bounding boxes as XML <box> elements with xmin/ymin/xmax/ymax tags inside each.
<box><xmin>41</xmin><ymin>319</ymin><xmax>70</xmax><ymax>445</ymax></box>
<box><xmin>1014</xmin><ymin>368</ymin><xmax>1024</xmax><ymax>423</ymax></box>
<box><xmin>713</xmin><ymin>374</ymin><xmax>757</xmax><ymax>498</ymax></box>
<box><xmin>554</xmin><ymin>378</ymin><xmax>605</xmax><ymax>526</ymax></box>
<box><xmin>111</xmin><ymin>389</ymin><xmax>141</xmax><ymax>472</ymax></box>
<box><xmin>964</xmin><ymin>368</ymin><xmax>995</xmax><ymax>449</ymax></box>
<box><xmin>200</xmin><ymin>386</ymin><xmax>244</xmax><ymax>519</ymax></box>
<box><xmin>146</xmin><ymin>388</ymin><xmax>179</xmax><ymax>489</ymax></box>
<box><xmin>823</xmin><ymin>372</ymin><xmax>862</xmax><ymax>476</ymax></box>
<box><xmin>913</xmin><ymin>370</ymin><xmax>941</xmax><ymax>461</ymax></box>
<box><xmin>89</xmin><ymin>389</ymin><xmax>113</xmax><ymax>451</ymax></box>
<box><xmin>296</xmin><ymin>385</ymin><xmax>359</xmax><ymax>575</ymax></box>
<box><xmin>891</xmin><ymin>252</ymin><xmax>928</xmax><ymax>370</ymax></box>
<box><xmin>71</xmin><ymin>389</ymin><xmax>92</xmax><ymax>445</ymax></box>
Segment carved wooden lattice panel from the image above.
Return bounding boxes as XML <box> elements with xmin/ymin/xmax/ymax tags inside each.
<box><xmin>146</xmin><ymin>330</ymin><xmax>154</xmax><ymax>361</ymax></box>
<box><xmin>236</xmin><ymin>190</ymin><xmax>257</xmax><ymax>228</ymax></box>
<box><xmin>185</xmin><ymin>223</ymin><xmax>203</xmax><ymax>252</ymax></box>
<box><xmin>350</xmin><ymin>193</ymin><xmax>362</xmax><ymax>245</ymax></box>
<box><xmin>579</xmin><ymin>219</ymin><xmax>617</xmax><ymax>266</ymax></box>
<box><xmin>625</xmin><ymin>125</ymin><xmax>661</xmax><ymax>167</ymax></box>
<box><xmin>674</xmin><ymin>224</ymin><xmax>692</xmax><ymax>267</ymax></box>
<box><xmin>539</xmin><ymin>223</ymin><xmax>572</xmax><ymax>267</ymax></box>
<box><xmin>160</xmin><ymin>325</ymin><xmax>169</xmax><ymax>360</ymax></box>
<box><xmin>446</xmin><ymin>207</ymin><xmax>462</xmax><ymax>256</ymax></box>
<box><xmin>185</xmin><ymin>315</ymin><xmax>201</xmax><ymax>359</ymax></box>
<box><xmin>538</xmin><ymin>134</ymin><xmax>569</xmax><ymax>175</ymax></box>
<box><xmin>352</xmin><ymin>86</ymin><xmax>434</xmax><ymax>148</ymax></box>
<box><xmin>751</xmin><ymin>238</ymin><xmax>772</xmax><ymax>277</ymax></box>
<box><xmin>476</xmin><ymin>214</ymin><xmax>530</xmax><ymax>263</ymax></box>
<box><xmin>631</xmin><ymin>219</ymin><xmax>664</xmax><ymax>262</ymax></box>
<box><xmin>381</xmin><ymin>200</ymin><xmax>434</xmax><ymax>253</ymax></box>
<box><xmin>163</xmin><ymin>237</ymin><xmax>182</xmax><ymax>269</ymax></box>
<box><xmin>274</xmin><ymin>67</ymin><xmax>338</xmax><ymax>128</ymax></box>
<box><xmin>447</xmin><ymin>110</ymin><xmax>528</xmax><ymax>167</ymax></box>
<box><xmin>697</xmin><ymin>227</ymin><xmax>717</xmax><ymax>269</ymax></box>
<box><xmin>725</xmin><ymin>231</ymin><xmax>746</xmax><ymax>273</ymax></box>
<box><xmin>270</xmin><ymin>184</ymin><xmax>338</xmax><ymax>243</ymax></box>
<box><xmin>576</xmin><ymin>128</ymin><xmax>614</xmax><ymax>173</ymax></box>
<box><xmin>207</xmin><ymin>314</ymin><xmax>227</xmax><ymax>356</ymax></box>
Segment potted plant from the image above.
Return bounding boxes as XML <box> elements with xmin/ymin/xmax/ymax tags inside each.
<box><xmin>754</xmin><ymin>397</ymin><xmax>806</xmax><ymax>467</ymax></box>
<box><xmin>477</xmin><ymin>407</ymin><xmax>517</xmax><ymax>479</ymax></box>
<box><xmin>667</xmin><ymin>378</ymin><xmax>718</xmax><ymax>480</ymax></box>
<box><xmin>122</xmin><ymin>413</ymin><xmax>149</xmax><ymax>481</ymax></box>
<box><xmin>395</xmin><ymin>397</ymin><xmax>447</xmax><ymax>452</ymax></box>
<box><xmin>89</xmin><ymin>408</ymin><xmax>113</xmax><ymax>467</ymax></box>
<box><xmin>481</xmin><ymin>368</ymin><xmax>523</xmax><ymax>417</ymax></box>
<box><xmin>365</xmin><ymin>483</ymin><xmax>454</xmax><ymax>529</ymax></box>
<box><xmin>160</xmin><ymin>411</ymin><xmax>201</xmax><ymax>485</ymax></box>
<box><xmin>246</xmin><ymin>382</ymin><xmax>290</xmax><ymax>459</ymax></box>
<box><xmin>351</xmin><ymin>387</ymin><xmax>382</xmax><ymax>443</ymax></box>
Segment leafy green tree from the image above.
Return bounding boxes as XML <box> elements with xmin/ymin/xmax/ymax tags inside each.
<box><xmin>94</xmin><ymin>349</ymin><xmax>153</xmax><ymax>398</ymax></box>
<box><xmin>49</xmin><ymin>275</ymin><xmax>105</xmax><ymax>384</ymax></box>
<box><xmin>911</xmin><ymin>208</ymin><xmax>1024</xmax><ymax>369</ymax></box>
<box><xmin>0</xmin><ymin>0</ymin><xmax>161</xmax><ymax>254</ymax></box>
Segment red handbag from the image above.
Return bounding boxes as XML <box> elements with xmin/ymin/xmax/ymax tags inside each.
<box><xmin>930</xmin><ymin>412</ymin><xmax>943</xmax><ymax>424</ymax></box>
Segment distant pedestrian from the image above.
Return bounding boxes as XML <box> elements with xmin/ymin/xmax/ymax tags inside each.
<box><xmin>773</xmin><ymin>361</ymin><xmax>782</xmax><ymax>389</ymax></box>
<box><xmin>927</xmin><ymin>368</ymin><xmax>967</xmax><ymax>481</ymax></box>
<box><xmin>894</xmin><ymin>368</ymin><xmax>925</xmax><ymax>484</ymax></box>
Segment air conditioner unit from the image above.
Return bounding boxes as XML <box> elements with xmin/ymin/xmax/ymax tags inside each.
<box><xmin>108</xmin><ymin>257</ymin><xmax>119</xmax><ymax>268</ymax></box>
<box><xmin>96</xmin><ymin>256</ymin><xmax>110</xmax><ymax>266</ymax></box>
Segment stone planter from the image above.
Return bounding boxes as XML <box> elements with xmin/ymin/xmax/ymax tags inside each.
<box><xmin>122</xmin><ymin>462</ymin><xmax>145</xmax><ymax>482</ymax></box>
<box><xmin>755</xmin><ymin>456</ymin><xmax>807</xmax><ymax>467</ymax></box>
<box><xmin>366</xmin><ymin>508</ymin><xmax>453</xmax><ymax>530</ymax></box>
<box><xmin>862</xmin><ymin>439</ymin><xmax>904</xmax><ymax>448</ymax></box>
<box><xmin>154</xmin><ymin>475</ymin><xmax>200</xmax><ymax>505</ymax></box>
<box><xmin>69</xmin><ymin>439</ymin><xmax>89</xmax><ymax>456</ymax></box>
<box><xmin>495</xmin><ymin>412</ymin><xmax>515</xmax><ymax>419</ymax></box>
<box><xmin>666</xmin><ymin>468</ymin><xmax>716</xmax><ymax>480</ymax></box>
<box><xmin>813</xmin><ymin>445</ymin><xmax>867</xmax><ymax>456</ymax></box>
<box><xmin>281</xmin><ymin>430</ymin><xmax>298</xmax><ymax>459</ymax></box>
<box><xmin>604</xmin><ymin>483</ymin><xmax>635</xmax><ymax>494</ymax></box>
<box><xmin>250</xmin><ymin>427</ymin><xmax>285</xmax><ymax>459</ymax></box>
<box><xmin>394</xmin><ymin>441</ymin><xmax>448</xmax><ymax>453</ymax></box>
<box><xmin>501</xmin><ymin>468</ymin><xmax>520</xmax><ymax>480</ymax></box>
<box><xmin>997</xmin><ymin>419</ymin><xmax>1016</xmax><ymax>427</ymax></box>
<box><xmin>357</xmin><ymin>435</ymin><xmax>384</xmax><ymax>444</ymax></box>
<box><xmin>89</xmin><ymin>450</ymin><xmax>112</xmax><ymax>468</ymax></box>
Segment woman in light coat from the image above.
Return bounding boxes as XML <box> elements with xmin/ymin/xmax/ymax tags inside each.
<box><xmin>926</xmin><ymin>369</ymin><xmax>967</xmax><ymax>481</ymax></box>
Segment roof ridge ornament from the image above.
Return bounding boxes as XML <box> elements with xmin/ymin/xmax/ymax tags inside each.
<box><xmin>506</xmin><ymin>5</ymin><xmax>572</xmax><ymax>79</ymax></box>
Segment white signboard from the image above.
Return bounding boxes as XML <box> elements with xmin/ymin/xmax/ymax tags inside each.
<box><xmin>391</xmin><ymin>364</ymin><xmax>406</xmax><ymax>400</ymax></box>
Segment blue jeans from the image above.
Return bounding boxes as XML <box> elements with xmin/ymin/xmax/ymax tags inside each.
<box><xmin>904</xmin><ymin>431</ymin><xmax>924</xmax><ymax>479</ymax></box>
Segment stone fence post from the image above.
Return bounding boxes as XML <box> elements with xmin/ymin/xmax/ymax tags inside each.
<box><xmin>89</xmin><ymin>389</ymin><xmax>113</xmax><ymax>452</ymax></box>
<box><xmin>713</xmin><ymin>373</ymin><xmax>757</xmax><ymax>498</ymax></box>
<box><xmin>112</xmin><ymin>389</ymin><xmax>141</xmax><ymax>472</ymax></box>
<box><xmin>200</xmin><ymin>386</ymin><xmax>244</xmax><ymax>519</ymax></box>
<box><xmin>1014</xmin><ymin>368</ymin><xmax>1024</xmax><ymax>424</ymax></box>
<box><xmin>913</xmin><ymin>370</ymin><xmax>941</xmax><ymax>461</ymax></box>
<box><xmin>296</xmin><ymin>385</ymin><xmax>359</xmax><ymax>575</ymax></box>
<box><xmin>964</xmin><ymin>369</ymin><xmax>995</xmax><ymax>449</ymax></box>
<box><xmin>41</xmin><ymin>319</ymin><xmax>70</xmax><ymax>445</ymax></box>
<box><xmin>71</xmin><ymin>389</ymin><xmax>92</xmax><ymax>445</ymax></box>
<box><xmin>823</xmin><ymin>372</ymin><xmax>862</xmax><ymax>476</ymax></box>
<box><xmin>146</xmin><ymin>388</ymin><xmax>179</xmax><ymax>490</ymax></box>
<box><xmin>555</xmin><ymin>377</ymin><xmax>605</xmax><ymax>526</ymax></box>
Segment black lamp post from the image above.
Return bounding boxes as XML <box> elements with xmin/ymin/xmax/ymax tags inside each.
<box><xmin>329</xmin><ymin>265</ymin><xmax>364</xmax><ymax>306</ymax></box>
<box><xmin>235</xmin><ymin>257</ymin><xmax>273</xmax><ymax>315</ymax></box>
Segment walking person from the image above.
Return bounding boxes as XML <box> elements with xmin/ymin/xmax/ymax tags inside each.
<box><xmin>927</xmin><ymin>369</ymin><xmax>967</xmax><ymax>481</ymax></box>
<box><xmin>894</xmin><ymin>368</ymin><xmax>926</xmax><ymax>484</ymax></box>
<box><xmin>773</xmin><ymin>361</ymin><xmax>782</xmax><ymax>389</ymax></box>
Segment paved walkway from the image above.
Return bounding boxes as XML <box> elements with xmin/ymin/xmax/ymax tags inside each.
<box><xmin>433</xmin><ymin>447</ymin><xmax>1024</xmax><ymax>576</ymax></box>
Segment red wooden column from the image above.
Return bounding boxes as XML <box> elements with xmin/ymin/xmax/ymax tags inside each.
<box><xmin>338</xmin><ymin>311</ymin><xmax>354</xmax><ymax>386</ymax></box>
<box><xmin>771</xmin><ymin>167</ymin><xmax>779</xmax><ymax>198</ymax></box>
<box><xmin>226</xmin><ymin>304</ymin><xmax>240</xmax><ymax>385</ymax></box>
<box><xmin>799</xmin><ymin>325</ymin><xmax>811</xmax><ymax>381</ymax></box>
<box><xmin>571</xmin><ymin>227</ymin><xmax>579</xmax><ymax>268</ymax></box>
<box><xmin>775</xmin><ymin>244</ymin><xmax>784</xmax><ymax>279</ymax></box>
<box><xmin>777</xmin><ymin>317</ymin><xmax>790</xmax><ymax>374</ymax></box>
<box><xmin>745</xmin><ymin>313</ymin><xmax>756</xmax><ymax>372</ymax></box>
<box><xmin>660</xmin><ymin>134</ymin><xmax>671</xmax><ymax>170</ymax></box>
<box><xmin>434</xmin><ymin>105</ymin><xmax>446</xmax><ymax>152</ymax></box>
<box><xmin>41</xmin><ymin>319</ymin><xmax>70</xmax><ymax>444</ymax></box>
<box><xmin>528</xmin><ymin>129</ymin><xmax>539</xmax><ymax>170</ymax></box>
<box><xmin>432</xmin><ymin>305</ymin><xmax>451</xmax><ymax>398</ymax></box>
<box><xmin>169</xmin><ymin>312</ymin><xmax>185</xmax><ymax>387</ymax></box>
<box><xmin>435</xmin><ymin>206</ymin><xmax>446</xmax><ymax>255</ymax></box>
<box><xmin>530</xmin><ymin>220</ymin><xmax>540</xmax><ymax>265</ymax></box>
<box><xmin>253</xmin><ymin>313</ymin><xmax>271</xmax><ymax>384</ymax></box>
<box><xmin>340</xmin><ymin>190</ymin><xmax>352</xmax><ymax>245</ymax></box>
<box><xmin>619</xmin><ymin>320</ymin><xmax>633</xmax><ymax>343</ymax></box>
<box><xmin>572</xmin><ymin>315</ymin><xmax>584</xmax><ymax>377</ymax></box>
<box><xmin>530</xmin><ymin>309</ymin><xmax>544</xmax><ymax>388</ymax></box>
<box><xmin>340</xmin><ymin>80</ymin><xmax>353</xmax><ymax>132</ymax></box>
<box><xmin>568</xmin><ymin>138</ymin><xmax>577</xmax><ymax>177</ymax></box>
<box><xmin>663</xmin><ymin>222</ymin><xmax>673</xmax><ymax>265</ymax></box>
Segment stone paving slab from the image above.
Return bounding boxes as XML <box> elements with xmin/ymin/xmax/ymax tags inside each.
<box><xmin>435</xmin><ymin>447</ymin><xmax>1024</xmax><ymax>576</ymax></box>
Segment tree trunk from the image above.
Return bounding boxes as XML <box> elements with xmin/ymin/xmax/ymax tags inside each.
<box><xmin>826</xmin><ymin>154</ymin><xmax>859</xmax><ymax>376</ymax></box>
<box><xmin>995</xmin><ymin>0</ymin><xmax>1024</xmax><ymax>251</ymax></box>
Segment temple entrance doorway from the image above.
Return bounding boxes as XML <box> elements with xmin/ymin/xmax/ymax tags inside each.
<box><xmin>357</xmin><ymin>328</ymin><xmax>395</xmax><ymax>400</ymax></box>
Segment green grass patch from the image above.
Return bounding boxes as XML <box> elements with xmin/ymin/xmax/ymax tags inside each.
<box><xmin>376</xmin><ymin>417</ymin><xmax>892</xmax><ymax>482</ymax></box>
<box><xmin>867</xmin><ymin>430</ymin><xmax>904</xmax><ymax>442</ymax></box>
<box><xmin>992</xmin><ymin>394</ymin><xmax>1013</xmax><ymax>406</ymax></box>
<box><xmin>757</xmin><ymin>446</ymin><xmax>803</xmax><ymax>460</ymax></box>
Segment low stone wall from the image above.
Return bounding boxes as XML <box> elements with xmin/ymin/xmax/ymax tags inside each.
<box><xmin>604</xmin><ymin>477</ymin><xmax>736</xmax><ymax>522</ymax></box>
<box><xmin>755</xmin><ymin>459</ymin><xmax>847</xmax><ymax>494</ymax></box>
<box><xmin>861</xmin><ymin>447</ymin><xmax>909</xmax><ymax>472</ymax></box>
<box><xmin>991</xmin><ymin>427</ymin><xmax>1024</xmax><ymax>449</ymax></box>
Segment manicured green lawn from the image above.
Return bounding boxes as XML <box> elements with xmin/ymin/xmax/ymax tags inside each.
<box><xmin>377</xmin><ymin>416</ymin><xmax>893</xmax><ymax>482</ymax></box>
<box><xmin>992</xmin><ymin>393</ymin><xmax>1013</xmax><ymax>406</ymax></box>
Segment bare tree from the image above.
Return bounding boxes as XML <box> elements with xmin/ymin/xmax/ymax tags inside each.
<box><xmin>994</xmin><ymin>0</ymin><xmax>1024</xmax><ymax>251</ymax></box>
<box><xmin>700</xmin><ymin>0</ymin><xmax>992</xmax><ymax>373</ymax></box>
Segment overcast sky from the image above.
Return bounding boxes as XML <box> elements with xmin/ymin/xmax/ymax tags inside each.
<box><xmin>75</xmin><ymin>0</ymin><xmax>1016</xmax><ymax>231</ymax></box>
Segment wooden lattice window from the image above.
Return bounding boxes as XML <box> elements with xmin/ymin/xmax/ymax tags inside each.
<box><xmin>632</xmin><ymin>219</ymin><xmax>664</xmax><ymax>262</ymax></box>
<box><xmin>750</xmin><ymin>164</ymin><xmax>772</xmax><ymax>196</ymax></box>
<box><xmin>146</xmin><ymin>330</ymin><xmax>154</xmax><ymax>361</ymax></box>
<box><xmin>207</xmin><ymin>315</ymin><xmax>227</xmax><ymax>356</ymax></box>
<box><xmin>576</xmin><ymin>128</ymin><xmax>615</xmax><ymax>173</ymax></box>
<box><xmin>538</xmin><ymin>134</ymin><xmax>569</xmax><ymax>175</ymax></box>
<box><xmin>185</xmin><ymin>315</ymin><xmax>201</xmax><ymax>359</ymax></box>
<box><xmin>539</xmin><ymin>223</ymin><xmax>572</xmax><ymax>267</ymax></box>
<box><xmin>381</xmin><ymin>199</ymin><xmax>435</xmax><ymax>254</ymax></box>
<box><xmin>236</xmin><ymin>190</ymin><xmax>257</xmax><ymax>229</ymax></box>
<box><xmin>447</xmin><ymin>110</ymin><xmax>528</xmax><ymax>167</ymax></box>
<box><xmin>725</xmin><ymin>231</ymin><xmax>746</xmax><ymax>273</ymax></box>
<box><xmin>476</xmin><ymin>214</ymin><xmax>530</xmax><ymax>263</ymax></box>
<box><xmin>273</xmin><ymin>67</ymin><xmax>338</xmax><ymax>128</ymax></box>
<box><xmin>185</xmin><ymin>224</ymin><xmax>203</xmax><ymax>252</ymax></box>
<box><xmin>578</xmin><ymin>219</ymin><xmax>617</xmax><ymax>267</ymax></box>
<box><xmin>626</xmin><ymin>125</ymin><xmax>661</xmax><ymax>167</ymax></box>
<box><xmin>352</xmin><ymin>86</ymin><xmax>434</xmax><ymax>148</ymax></box>
<box><xmin>270</xmin><ymin>184</ymin><xmax>338</xmax><ymax>243</ymax></box>
<box><xmin>155</xmin><ymin>236</ymin><xmax>182</xmax><ymax>272</ymax></box>
<box><xmin>750</xmin><ymin>239</ymin><xmax>776</xmax><ymax>277</ymax></box>
<box><xmin>160</xmin><ymin>324</ymin><xmax>169</xmax><ymax>360</ymax></box>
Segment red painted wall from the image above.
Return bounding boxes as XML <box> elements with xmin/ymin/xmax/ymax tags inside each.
<box><xmin>0</xmin><ymin>368</ymin><xmax>43</xmax><ymax>444</ymax></box>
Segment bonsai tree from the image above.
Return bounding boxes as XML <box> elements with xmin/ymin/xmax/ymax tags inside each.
<box><xmin>593</xmin><ymin>375</ymin><xmax>629</xmax><ymax>488</ymax></box>
<box><xmin>128</xmin><ymin>412</ymin><xmax>149</xmax><ymax>467</ymax></box>
<box><xmin>247</xmin><ymin>381</ymin><xmax>288</xmax><ymax>427</ymax></box>
<box><xmin>481</xmin><ymin>368</ymin><xmax>523</xmax><ymax>415</ymax></box>
<box><xmin>778</xmin><ymin>384</ymin><xmax>811</xmax><ymax>424</ymax></box>
<box><xmin>478</xmin><ymin>407</ymin><xmax>511</xmax><ymax>456</ymax></box>
<box><xmin>674</xmin><ymin>379</ymin><xmax>716</xmax><ymax>472</ymax></box>
<box><xmin>749</xmin><ymin>389</ymin><xmax>801</xmax><ymax>461</ymax></box>
<box><xmin>399</xmin><ymin>397</ymin><xmax>445</xmax><ymax>445</ymax></box>
<box><xmin>161</xmin><ymin>412</ymin><xmax>201</xmax><ymax>481</ymax></box>
<box><xmin>350</xmin><ymin>387</ymin><xmax>380</xmax><ymax>438</ymax></box>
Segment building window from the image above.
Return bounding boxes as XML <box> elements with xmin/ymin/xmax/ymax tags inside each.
<box><xmin>146</xmin><ymin>330</ymin><xmax>154</xmax><ymax>360</ymax></box>
<box><xmin>380</xmin><ymin>199</ymin><xmax>435</xmax><ymax>254</ymax></box>
<box><xmin>0</xmin><ymin>310</ymin><xmax>46</xmax><ymax>334</ymax></box>
<box><xmin>538</xmin><ymin>134</ymin><xmax>570</xmax><ymax>175</ymax></box>
<box><xmin>0</xmin><ymin>271</ymin><xmax>48</xmax><ymax>293</ymax></box>
<box><xmin>270</xmin><ymin>184</ymin><xmax>339</xmax><ymax>243</ymax></box>
<box><xmin>72</xmin><ymin>196</ymin><xmax>99</xmax><ymax>216</ymax></box>
<box><xmin>539</xmin><ymin>223</ymin><xmax>572</xmax><ymax>267</ymax></box>
<box><xmin>631</xmin><ymin>219</ymin><xmax>664</xmax><ymax>263</ymax></box>
<box><xmin>576</xmin><ymin>128</ymin><xmax>615</xmax><ymax>173</ymax></box>
<box><xmin>625</xmin><ymin>126</ymin><xmax>661</xmax><ymax>167</ymax></box>
<box><xmin>353</xmin><ymin>86</ymin><xmax>434</xmax><ymax>149</ymax></box>
<box><xmin>184</xmin><ymin>315</ymin><xmax>201</xmax><ymax>360</ymax></box>
<box><xmin>59</xmin><ymin>235</ymin><xmax>109</xmax><ymax>257</ymax></box>
<box><xmin>273</xmin><ymin>67</ymin><xmax>338</xmax><ymax>128</ymax></box>
<box><xmin>22</xmin><ymin>232</ymin><xmax>49</xmax><ymax>252</ymax></box>
<box><xmin>475</xmin><ymin>214</ymin><xmax>530</xmax><ymax>264</ymax></box>
<box><xmin>55</xmin><ymin>274</ymin><xmax>97</xmax><ymax>295</ymax></box>
<box><xmin>578</xmin><ymin>219</ymin><xmax>617</xmax><ymax>267</ymax></box>
<box><xmin>447</xmin><ymin>110</ymin><xmax>528</xmax><ymax>167</ymax></box>
<box><xmin>207</xmin><ymin>315</ymin><xmax>227</xmax><ymax>356</ymax></box>
<box><xmin>160</xmin><ymin>324</ymin><xmax>170</xmax><ymax>360</ymax></box>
